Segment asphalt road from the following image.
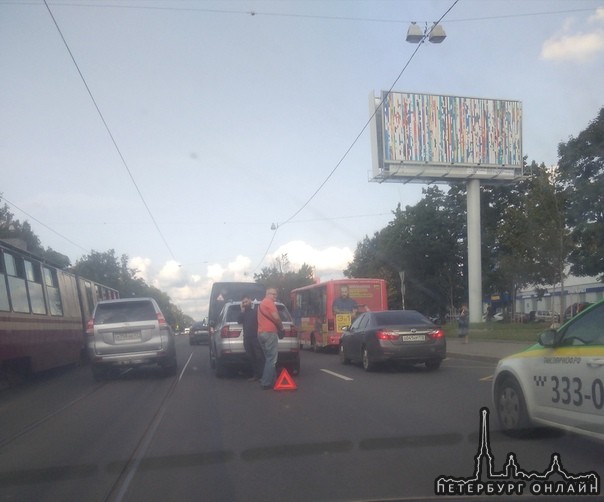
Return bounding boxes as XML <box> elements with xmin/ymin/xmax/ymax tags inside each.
<box><xmin>0</xmin><ymin>336</ymin><xmax>602</xmax><ymax>501</ymax></box>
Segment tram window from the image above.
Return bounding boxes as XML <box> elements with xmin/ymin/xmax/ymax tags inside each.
<box><xmin>43</xmin><ymin>266</ymin><xmax>63</xmax><ymax>316</ymax></box>
<box><xmin>25</xmin><ymin>260</ymin><xmax>47</xmax><ymax>315</ymax></box>
<box><xmin>5</xmin><ymin>253</ymin><xmax>30</xmax><ymax>313</ymax></box>
<box><xmin>0</xmin><ymin>254</ymin><xmax>10</xmax><ymax>311</ymax></box>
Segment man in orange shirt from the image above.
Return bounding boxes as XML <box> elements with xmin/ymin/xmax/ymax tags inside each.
<box><xmin>257</xmin><ymin>287</ymin><xmax>284</xmax><ymax>389</ymax></box>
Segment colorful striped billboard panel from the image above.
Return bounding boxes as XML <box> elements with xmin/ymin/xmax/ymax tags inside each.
<box><xmin>382</xmin><ymin>92</ymin><xmax>522</xmax><ymax>168</ymax></box>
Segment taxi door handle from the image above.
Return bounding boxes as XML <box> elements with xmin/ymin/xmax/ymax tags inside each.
<box><xmin>587</xmin><ymin>358</ymin><xmax>604</xmax><ymax>368</ymax></box>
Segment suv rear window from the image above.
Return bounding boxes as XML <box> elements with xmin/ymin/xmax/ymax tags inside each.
<box><xmin>224</xmin><ymin>303</ymin><xmax>293</xmax><ymax>324</ymax></box>
<box><xmin>95</xmin><ymin>301</ymin><xmax>156</xmax><ymax>324</ymax></box>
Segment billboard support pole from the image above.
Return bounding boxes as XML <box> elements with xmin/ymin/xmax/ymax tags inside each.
<box><xmin>467</xmin><ymin>179</ymin><xmax>482</xmax><ymax>324</ymax></box>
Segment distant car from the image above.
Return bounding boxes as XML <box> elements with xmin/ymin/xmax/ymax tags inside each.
<box><xmin>86</xmin><ymin>297</ymin><xmax>177</xmax><ymax>380</ymax></box>
<box><xmin>482</xmin><ymin>311</ymin><xmax>504</xmax><ymax>322</ymax></box>
<box><xmin>209</xmin><ymin>300</ymin><xmax>300</xmax><ymax>377</ymax></box>
<box><xmin>189</xmin><ymin>321</ymin><xmax>209</xmax><ymax>345</ymax></box>
<box><xmin>339</xmin><ymin>310</ymin><xmax>446</xmax><ymax>372</ymax></box>
<box><xmin>493</xmin><ymin>299</ymin><xmax>604</xmax><ymax>440</ymax></box>
<box><xmin>529</xmin><ymin>310</ymin><xmax>560</xmax><ymax>323</ymax></box>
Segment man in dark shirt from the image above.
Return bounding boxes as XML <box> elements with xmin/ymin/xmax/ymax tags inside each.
<box><xmin>238</xmin><ymin>295</ymin><xmax>264</xmax><ymax>381</ymax></box>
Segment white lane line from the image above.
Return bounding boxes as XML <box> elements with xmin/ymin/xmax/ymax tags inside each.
<box><xmin>321</xmin><ymin>369</ymin><xmax>354</xmax><ymax>381</ymax></box>
<box><xmin>178</xmin><ymin>352</ymin><xmax>194</xmax><ymax>382</ymax></box>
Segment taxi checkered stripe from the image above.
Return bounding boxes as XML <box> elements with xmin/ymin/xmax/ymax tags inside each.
<box><xmin>533</xmin><ymin>375</ymin><xmax>547</xmax><ymax>387</ymax></box>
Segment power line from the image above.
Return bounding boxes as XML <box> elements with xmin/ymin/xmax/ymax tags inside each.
<box><xmin>252</xmin><ymin>0</ymin><xmax>460</xmax><ymax>271</ymax></box>
<box><xmin>42</xmin><ymin>0</ymin><xmax>177</xmax><ymax>262</ymax></box>
<box><xmin>8</xmin><ymin>2</ymin><xmax>598</xmax><ymax>25</ymax></box>
<box><xmin>0</xmin><ymin>195</ymin><xmax>90</xmax><ymax>253</ymax></box>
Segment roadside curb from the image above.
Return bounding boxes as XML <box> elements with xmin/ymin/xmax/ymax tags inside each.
<box><xmin>446</xmin><ymin>352</ymin><xmax>501</xmax><ymax>363</ymax></box>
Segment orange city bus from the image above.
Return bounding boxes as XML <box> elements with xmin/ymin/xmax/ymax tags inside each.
<box><xmin>290</xmin><ymin>278</ymin><xmax>388</xmax><ymax>352</ymax></box>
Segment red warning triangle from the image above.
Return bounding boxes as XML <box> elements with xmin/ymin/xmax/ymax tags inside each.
<box><xmin>274</xmin><ymin>368</ymin><xmax>297</xmax><ymax>391</ymax></box>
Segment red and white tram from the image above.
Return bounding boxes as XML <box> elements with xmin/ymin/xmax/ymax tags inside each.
<box><xmin>0</xmin><ymin>240</ymin><xmax>118</xmax><ymax>380</ymax></box>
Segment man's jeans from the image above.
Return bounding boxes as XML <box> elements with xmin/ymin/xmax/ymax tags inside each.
<box><xmin>258</xmin><ymin>331</ymin><xmax>279</xmax><ymax>387</ymax></box>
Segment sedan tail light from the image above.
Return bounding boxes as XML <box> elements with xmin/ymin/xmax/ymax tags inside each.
<box><xmin>376</xmin><ymin>330</ymin><xmax>399</xmax><ymax>341</ymax></box>
<box><xmin>429</xmin><ymin>328</ymin><xmax>445</xmax><ymax>339</ymax></box>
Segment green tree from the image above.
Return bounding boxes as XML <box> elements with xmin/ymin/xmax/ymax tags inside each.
<box><xmin>71</xmin><ymin>249</ymin><xmax>125</xmax><ymax>291</ymax></box>
<box><xmin>346</xmin><ymin>186</ymin><xmax>465</xmax><ymax>318</ymax></box>
<box><xmin>557</xmin><ymin>107</ymin><xmax>604</xmax><ymax>280</ymax></box>
<box><xmin>0</xmin><ymin>200</ymin><xmax>71</xmax><ymax>267</ymax></box>
<box><xmin>254</xmin><ymin>254</ymin><xmax>315</xmax><ymax>306</ymax></box>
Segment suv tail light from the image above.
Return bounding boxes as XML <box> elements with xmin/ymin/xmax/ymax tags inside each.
<box><xmin>376</xmin><ymin>330</ymin><xmax>399</xmax><ymax>341</ymax></box>
<box><xmin>86</xmin><ymin>318</ymin><xmax>94</xmax><ymax>335</ymax></box>
<box><xmin>429</xmin><ymin>328</ymin><xmax>445</xmax><ymax>339</ymax></box>
<box><xmin>221</xmin><ymin>326</ymin><xmax>241</xmax><ymax>338</ymax></box>
<box><xmin>157</xmin><ymin>312</ymin><xmax>167</xmax><ymax>327</ymax></box>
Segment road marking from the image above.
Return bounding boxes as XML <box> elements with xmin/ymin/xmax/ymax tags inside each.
<box><xmin>480</xmin><ymin>375</ymin><xmax>494</xmax><ymax>382</ymax></box>
<box><xmin>179</xmin><ymin>352</ymin><xmax>194</xmax><ymax>382</ymax></box>
<box><xmin>321</xmin><ymin>369</ymin><xmax>354</xmax><ymax>381</ymax></box>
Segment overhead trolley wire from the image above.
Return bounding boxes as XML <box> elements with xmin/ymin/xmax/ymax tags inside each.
<box><xmin>252</xmin><ymin>0</ymin><xmax>461</xmax><ymax>272</ymax></box>
<box><xmin>42</xmin><ymin>0</ymin><xmax>177</xmax><ymax>262</ymax></box>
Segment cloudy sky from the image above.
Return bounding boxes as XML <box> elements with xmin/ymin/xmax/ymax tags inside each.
<box><xmin>2</xmin><ymin>0</ymin><xmax>603</xmax><ymax>320</ymax></box>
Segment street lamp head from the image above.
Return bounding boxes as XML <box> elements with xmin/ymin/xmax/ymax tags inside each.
<box><xmin>406</xmin><ymin>22</ymin><xmax>447</xmax><ymax>44</ymax></box>
<box><xmin>406</xmin><ymin>22</ymin><xmax>424</xmax><ymax>43</ymax></box>
<box><xmin>428</xmin><ymin>23</ymin><xmax>446</xmax><ymax>43</ymax></box>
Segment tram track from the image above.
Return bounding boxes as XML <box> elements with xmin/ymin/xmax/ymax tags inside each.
<box><xmin>102</xmin><ymin>352</ymin><xmax>193</xmax><ymax>502</ymax></box>
<box><xmin>0</xmin><ymin>382</ymin><xmax>107</xmax><ymax>449</ymax></box>
<box><xmin>0</xmin><ymin>348</ymin><xmax>194</xmax><ymax>499</ymax></box>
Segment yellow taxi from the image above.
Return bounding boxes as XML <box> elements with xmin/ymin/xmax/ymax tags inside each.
<box><xmin>493</xmin><ymin>299</ymin><xmax>604</xmax><ymax>440</ymax></box>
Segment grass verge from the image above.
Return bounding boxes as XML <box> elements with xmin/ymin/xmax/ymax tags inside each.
<box><xmin>443</xmin><ymin>322</ymin><xmax>553</xmax><ymax>343</ymax></box>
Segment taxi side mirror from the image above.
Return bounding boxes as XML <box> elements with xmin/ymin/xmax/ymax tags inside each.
<box><xmin>538</xmin><ymin>329</ymin><xmax>557</xmax><ymax>347</ymax></box>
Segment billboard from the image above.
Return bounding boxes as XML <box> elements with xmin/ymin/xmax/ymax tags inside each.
<box><xmin>370</xmin><ymin>91</ymin><xmax>524</xmax><ymax>184</ymax></box>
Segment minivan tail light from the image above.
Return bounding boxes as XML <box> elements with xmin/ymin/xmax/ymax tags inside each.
<box><xmin>376</xmin><ymin>330</ymin><xmax>398</xmax><ymax>341</ymax></box>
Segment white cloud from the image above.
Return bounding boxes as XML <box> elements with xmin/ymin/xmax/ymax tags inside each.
<box><xmin>129</xmin><ymin>256</ymin><xmax>152</xmax><ymax>281</ymax></box>
<box><xmin>589</xmin><ymin>7</ymin><xmax>604</xmax><ymax>24</ymax></box>
<box><xmin>541</xmin><ymin>9</ymin><xmax>604</xmax><ymax>62</ymax></box>
<box><xmin>206</xmin><ymin>255</ymin><xmax>252</xmax><ymax>282</ymax></box>
<box><xmin>156</xmin><ymin>260</ymin><xmax>185</xmax><ymax>287</ymax></box>
<box><xmin>270</xmin><ymin>240</ymin><xmax>353</xmax><ymax>276</ymax></box>
<box><xmin>129</xmin><ymin>242</ymin><xmax>352</xmax><ymax>320</ymax></box>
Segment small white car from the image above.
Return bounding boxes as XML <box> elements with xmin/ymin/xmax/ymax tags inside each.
<box><xmin>492</xmin><ymin>299</ymin><xmax>604</xmax><ymax>440</ymax></box>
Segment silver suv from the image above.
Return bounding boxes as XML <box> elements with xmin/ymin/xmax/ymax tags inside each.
<box><xmin>209</xmin><ymin>300</ymin><xmax>300</xmax><ymax>377</ymax></box>
<box><xmin>86</xmin><ymin>297</ymin><xmax>177</xmax><ymax>380</ymax></box>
